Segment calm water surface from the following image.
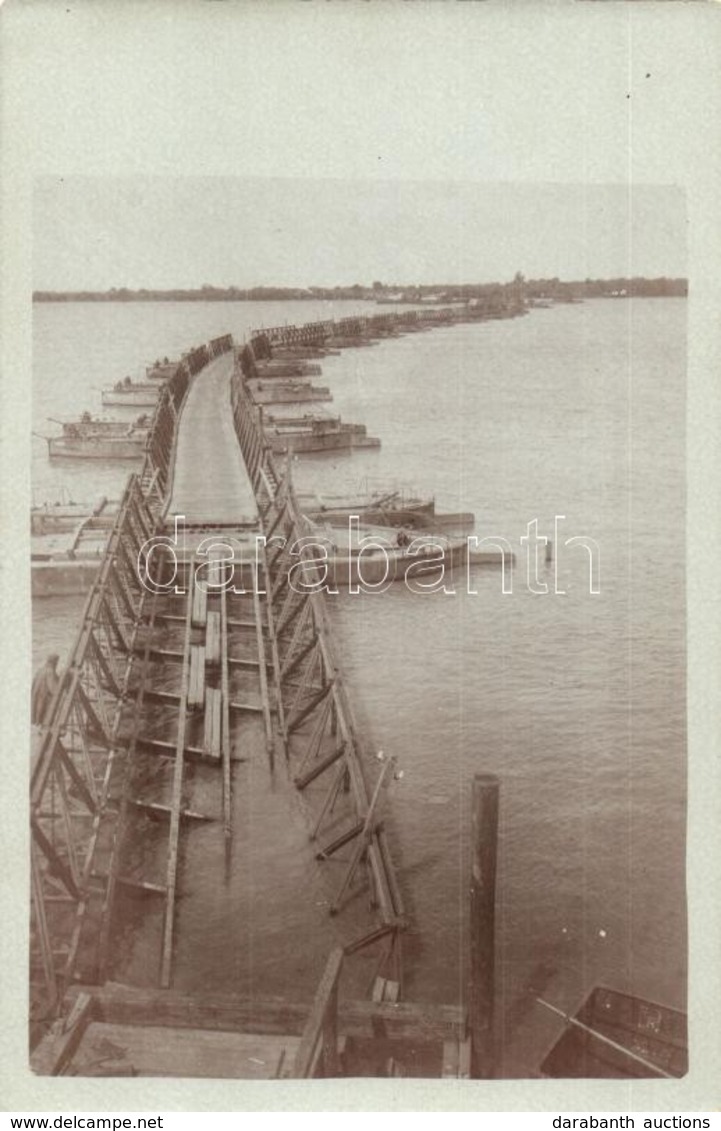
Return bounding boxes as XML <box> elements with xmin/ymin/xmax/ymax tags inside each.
<box><xmin>32</xmin><ymin>298</ymin><xmax>686</xmax><ymax>1076</ymax></box>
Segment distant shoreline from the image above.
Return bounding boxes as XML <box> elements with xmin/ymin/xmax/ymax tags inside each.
<box><xmin>32</xmin><ymin>276</ymin><xmax>688</xmax><ymax>304</ymax></box>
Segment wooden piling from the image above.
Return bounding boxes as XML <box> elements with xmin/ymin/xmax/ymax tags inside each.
<box><xmin>469</xmin><ymin>773</ymin><xmax>499</xmax><ymax>1079</ymax></box>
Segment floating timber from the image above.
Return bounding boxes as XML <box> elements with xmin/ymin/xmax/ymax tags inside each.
<box><xmin>47</xmin><ymin>434</ymin><xmax>147</xmax><ymax>460</ymax></box>
<box><xmin>31</xmin><ymin>496</ymin><xmax>117</xmax><ymax>537</ymax></box>
<box><xmin>102</xmin><ymin>384</ymin><xmax>159</xmax><ymax>408</ymax></box>
<box><xmin>247</xmin><ymin>379</ymin><xmax>332</xmax><ymax>405</ymax></box>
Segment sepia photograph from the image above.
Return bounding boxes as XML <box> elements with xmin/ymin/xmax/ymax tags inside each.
<box><xmin>2</xmin><ymin>0</ymin><xmax>720</xmax><ymax>1114</ymax></box>
<box><xmin>27</xmin><ymin>177</ymin><xmax>688</xmax><ymax>1085</ymax></box>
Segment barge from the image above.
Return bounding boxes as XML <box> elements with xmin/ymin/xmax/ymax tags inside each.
<box><xmin>146</xmin><ymin>360</ymin><xmax>178</xmax><ymax>380</ymax></box>
<box><xmin>266</xmin><ymin>420</ymin><xmax>380</xmax><ymax>455</ymax></box>
<box><xmin>44</xmin><ymin>414</ymin><xmax>150</xmax><ymax>459</ymax></box>
<box><xmin>101</xmin><ymin>382</ymin><xmax>159</xmax><ymax>407</ymax></box>
<box><xmin>32</xmin><ymin>503</ymin><xmax>117</xmax><ymax>597</ymax></box>
<box><xmin>31</xmin><ymin>494</ymin><xmax>117</xmax><ymax>536</ymax></box>
<box><xmin>294</xmin><ymin>488</ymin><xmax>475</xmax><ymax>532</ymax></box>
<box><xmin>247</xmin><ymin>379</ymin><xmax>332</xmax><ymax>405</ymax></box>
<box><xmin>47</xmin><ymin>433</ymin><xmax>147</xmax><ymax>460</ymax></box>
<box><xmin>304</xmin><ymin>519</ymin><xmax>468</xmax><ymax>587</ymax></box>
<box><xmin>253</xmin><ymin>360</ymin><xmax>323</xmax><ymax>378</ymax></box>
<box><xmin>49</xmin><ymin>414</ymin><xmax>151</xmax><ymax>436</ymax></box>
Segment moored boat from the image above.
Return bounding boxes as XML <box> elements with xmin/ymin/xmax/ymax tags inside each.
<box><xmin>49</xmin><ymin>413</ymin><xmax>151</xmax><ymax>437</ymax></box>
<box><xmin>47</xmin><ymin>432</ymin><xmax>147</xmax><ymax>460</ymax></box>
<box><xmin>253</xmin><ymin>360</ymin><xmax>323</xmax><ymax>378</ymax></box>
<box><xmin>31</xmin><ymin>501</ymin><xmax>117</xmax><ymax>595</ymax></box>
<box><xmin>31</xmin><ymin>494</ymin><xmax>117</xmax><ymax>536</ymax></box>
<box><xmin>538</xmin><ymin>987</ymin><xmax>687</xmax><ymax>1079</ymax></box>
<box><xmin>266</xmin><ymin>420</ymin><xmax>380</xmax><ymax>455</ymax></box>
<box><xmin>146</xmin><ymin>359</ymin><xmax>178</xmax><ymax>380</ymax></box>
<box><xmin>296</xmin><ymin>519</ymin><xmax>468</xmax><ymax>587</ymax></box>
<box><xmin>293</xmin><ymin>486</ymin><xmax>475</xmax><ymax>532</ymax></box>
<box><xmin>247</xmin><ymin>380</ymin><xmax>332</xmax><ymax>405</ymax></box>
<box><xmin>264</xmin><ymin>411</ymin><xmax>340</xmax><ymax>428</ymax></box>
<box><xmin>101</xmin><ymin>381</ymin><xmax>159</xmax><ymax>407</ymax></box>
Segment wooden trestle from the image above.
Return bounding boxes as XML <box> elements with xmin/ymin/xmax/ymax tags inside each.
<box><xmin>229</xmin><ymin>368</ymin><xmax>406</xmax><ymax>942</ymax></box>
<box><xmin>30</xmin><ymin>328</ymin><xmax>407</xmax><ymax>1050</ymax></box>
<box><xmin>29</xmin><ymin>336</ymin><xmax>235</xmax><ymax>1020</ymax></box>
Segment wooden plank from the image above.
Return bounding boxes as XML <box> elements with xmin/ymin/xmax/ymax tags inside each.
<box><xmin>130</xmin><ymin>799</ymin><xmax>212</xmax><ymax>822</ymax></box>
<box><xmin>31</xmin><ymin>992</ymin><xmax>95</xmax><ymax>1076</ymax></box>
<box><xmin>76</xmin><ymin>1022</ymin><xmax>300</xmax><ymax>1080</ymax></box>
<box><xmin>133</xmin><ymin>688</ymin><xmax>263</xmax><ymax>712</ymax></box>
<box><xmin>203</xmin><ymin>688</ymin><xmax>222</xmax><ymax>759</ymax></box>
<box><xmin>252</xmin><ymin>566</ymin><xmax>274</xmax><ymax>764</ymax></box>
<box><xmin>220</xmin><ymin>585</ymin><xmax>232</xmax><ymax>844</ymax></box>
<box><xmin>458</xmin><ymin>1035</ymin><xmax>472</xmax><ymax>1079</ymax></box>
<box><xmin>69</xmin><ymin>983</ymin><xmax>466</xmax><ymax>1042</ymax></box>
<box><xmin>191</xmin><ymin>581</ymin><xmax>208</xmax><ymax>627</ymax></box>
<box><xmin>116</xmin><ymin>877</ymin><xmax>167</xmax><ymax>896</ymax></box>
<box><xmin>372</xmin><ymin>978</ymin><xmax>399</xmax><ymax>1003</ymax></box>
<box><xmin>160</xmin><ymin>568</ymin><xmax>195</xmax><ymax>989</ymax></box>
<box><xmin>256</xmin><ymin>538</ymin><xmax>287</xmax><ymax>748</ymax></box>
<box><xmin>133</xmin><ymin>735</ymin><xmax>245</xmax><ymax>763</ymax></box>
<box><xmin>187</xmin><ymin>645</ymin><xmax>206</xmax><ymax>710</ymax></box>
<box><xmin>469</xmin><ymin>774</ymin><xmax>499</xmax><ymax>1079</ymax></box>
<box><xmin>441</xmin><ymin>1039</ymin><xmax>459</xmax><ymax>1078</ymax></box>
<box><xmin>205</xmin><ymin>611</ymin><xmax>221</xmax><ymax>665</ymax></box>
<box><xmin>377</xmin><ymin>828</ymin><xmax>406</xmax><ymax>919</ymax></box>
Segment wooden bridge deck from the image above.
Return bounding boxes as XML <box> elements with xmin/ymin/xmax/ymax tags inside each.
<box><xmin>165</xmin><ymin>353</ymin><xmax>257</xmax><ymax>527</ymax></box>
<box><xmin>31</xmin><ymin>328</ymin><xmax>480</xmax><ymax>1079</ymax></box>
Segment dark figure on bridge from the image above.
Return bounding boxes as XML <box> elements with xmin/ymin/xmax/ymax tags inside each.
<box><xmin>31</xmin><ymin>653</ymin><xmax>61</xmax><ymax>726</ymax></box>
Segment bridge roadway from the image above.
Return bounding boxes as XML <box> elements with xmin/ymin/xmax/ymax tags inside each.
<box><xmin>164</xmin><ymin>352</ymin><xmax>258</xmax><ymax>527</ymax></box>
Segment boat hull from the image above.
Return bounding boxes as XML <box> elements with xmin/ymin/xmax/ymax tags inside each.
<box><xmin>48</xmin><ymin>436</ymin><xmax>146</xmax><ymax>460</ymax></box>
<box><xmin>101</xmin><ymin>390</ymin><xmax>158</xmax><ymax>407</ymax></box>
<box><xmin>248</xmin><ymin>381</ymin><xmax>332</xmax><ymax>405</ymax></box>
<box><xmin>254</xmin><ymin>361</ymin><xmax>323</xmax><ymax>378</ymax></box>
<box><xmin>146</xmin><ymin>362</ymin><xmax>177</xmax><ymax>380</ymax></box>
<box><xmin>296</xmin><ymin>537</ymin><xmax>468</xmax><ymax>588</ymax></box>
<box><xmin>540</xmin><ymin>987</ymin><xmax>687</xmax><ymax>1079</ymax></box>
<box><xmin>267</xmin><ymin>431</ymin><xmax>380</xmax><ymax>454</ymax></box>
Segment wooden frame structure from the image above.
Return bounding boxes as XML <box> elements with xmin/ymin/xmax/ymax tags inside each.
<box><xmin>30</xmin><ymin>336</ymin><xmax>234</xmax><ymax>1021</ymax></box>
<box><xmin>230</xmin><ymin>357</ymin><xmax>406</xmax><ymax>976</ymax></box>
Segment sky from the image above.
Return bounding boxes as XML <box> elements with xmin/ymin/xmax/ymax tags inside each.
<box><xmin>33</xmin><ymin>177</ymin><xmax>686</xmax><ymax>291</ymax></box>
<box><xmin>7</xmin><ymin>0</ymin><xmax>710</xmax><ymax>291</ymax></box>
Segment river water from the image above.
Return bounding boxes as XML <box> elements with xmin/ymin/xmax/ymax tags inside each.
<box><xmin>32</xmin><ymin>297</ymin><xmax>686</xmax><ymax>1076</ymax></box>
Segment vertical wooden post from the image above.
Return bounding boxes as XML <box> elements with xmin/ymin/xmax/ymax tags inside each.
<box><xmin>469</xmin><ymin>773</ymin><xmax>499</xmax><ymax>1079</ymax></box>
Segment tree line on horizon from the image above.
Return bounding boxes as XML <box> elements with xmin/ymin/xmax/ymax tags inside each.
<box><xmin>32</xmin><ymin>275</ymin><xmax>688</xmax><ymax>303</ymax></box>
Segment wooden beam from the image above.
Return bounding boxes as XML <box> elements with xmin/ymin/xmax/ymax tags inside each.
<box><xmin>130</xmin><ymin>799</ymin><xmax>212</xmax><ymax>822</ymax></box>
<box><xmin>67</xmin><ymin>982</ymin><xmax>466</xmax><ymax>1043</ymax></box>
<box><xmin>469</xmin><ymin>774</ymin><xmax>499</xmax><ymax>1079</ymax></box>
<box><xmin>287</xmin><ymin>679</ymin><xmax>334</xmax><ymax>735</ymax></box>
<box><xmin>205</xmin><ymin>611</ymin><xmax>221</xmax><ymax>666</ymax></box>
<box><xmin>203</xmin><ymin>687</ymin><xmax>222</xmax><ymax>760</ymax></box>
<box><xmin>160</xmin><ymin>566</ymin><xmax>194</xmax><ymax>988</ymax></box>
<box><xmin>293</xmin><ymin>947</ymin><xmax>343</xmax><ymax>1078</ymax></box>
<box><xmin>220</xmin><ymin>584</ymin><xmax>232</xmax><ymax>846</ymax></box>
<box><xmin>294</xmin><ymin>743</ymin><xmax>345</xmax><ymax>790</ymax></box>
<box><xmin>252</xmin><ymin>566</ymin><xmax>274</xmax><ymax>765</ymax></box>
<box><xmin>31</xmin><ymin>820</ymin><xmax>81</xmax><ymax>900</ymax></box>
<box><xmin>30</xmin><ymin>992</ymin><xmax>95</xmax><ymax>1076</ymax></box>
